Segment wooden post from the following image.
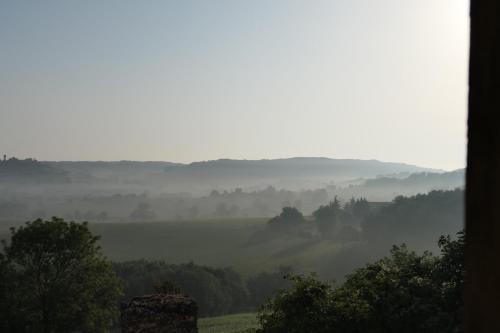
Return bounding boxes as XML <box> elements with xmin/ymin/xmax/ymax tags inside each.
<box><xmin>465</xmin><ymin>0</ymin><xmax>500</xmax><ymax>331</ymax></box>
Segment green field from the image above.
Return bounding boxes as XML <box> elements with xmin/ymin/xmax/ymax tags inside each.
<box><xmin>199</xmin><ymin>313</ymin><xmax>258</xmax><ymax>333</ymax></box>
<box><xmin>0</xmin><ymin>218</ymin><xmax>355</xmax><ymax>278</ymax></box>
<box><xmin>87</xmin><ymin>218</ymin><xmax>347</xmax><ymax>276</ymax></box>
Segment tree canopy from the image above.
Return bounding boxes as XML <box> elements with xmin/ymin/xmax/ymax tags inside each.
<box><xmin>267</xmin><ymin>207</ymin><xmax>305</xmax><ymax>231</ymax></box>
<box><xmin>0</xmin><ymin>218</ymin><xmax>122</xmax><ymax>333</ymax></box>
<box><xmin>257</xmin><ymin>231</ymin><xmax>464</xmax><ymax>333</ymax></box>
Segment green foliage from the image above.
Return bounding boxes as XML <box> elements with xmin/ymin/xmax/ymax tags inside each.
<box><xmin>341</xmin><ymin>245</ymin><xmax>442</xmax><ymax>332</ymax></box>
<box><xmin>0</xmin><ymin>217</ymin><xmax>122</xmax><ymax>333</ymax></box>
<box><xmin>362</xmin><ymin>189</ymin><xmax>464</xmax><ymax>251</ymax></box>
<box><xmin>344</xmin><ymin>197</ymin><xmax>371</xmax><ymax>221</ymax></box>
<box><xmin>434</xmin><ymin>231</ymin><xmax>465</xmax><ymax>330</ymax></box>
<box><xmin>114</xmin><ymin>260</ymin><xmax>249</xmax><ymax>317</ymax></box>
<box><xmin>257</xmin><ymin>231</ymin><xmax>465</xmax><ymax>333</ymax></box>
<box><xmin>313</xmin><ymin>198</ymin><xmax>341</xmax><ymax>238</ymax></box>
<box><xmin>257</xmin><ymin>274</ymin><xmax>336</xmax><ymax>333</ymax></box>
<box><xmin>267</xmin><ymin>207</ymin><xmax>305</xmax><ymax>231</ymax></box>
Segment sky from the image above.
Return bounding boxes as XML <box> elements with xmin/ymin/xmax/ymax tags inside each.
<box><xmin>0</xmin><ymin>0</ymin><xmax>469</xmax><ymax>170</ymax></box>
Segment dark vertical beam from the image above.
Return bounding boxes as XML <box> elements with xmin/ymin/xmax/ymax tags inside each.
<box><xmin>466</xmin><ymin>0</ymin><xmax>500</xmax><ymax>331</ymax></box>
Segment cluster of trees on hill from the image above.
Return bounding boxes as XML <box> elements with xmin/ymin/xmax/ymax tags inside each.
<box><xmin>0</xmin><ymin>157</ymin><xmax>68</xmax><ymax>183</ymax></box>
<box><xmin>363</xmin><ymin>189</ymin><xmax>464</xmax><ymax>252</ymax></box>
<box><xmin>262</xmin><ymin>189</ymin><xmax>463</xmax><ymax>251</ymax></box>
<box><xmin>263</xmin><ymin>197</ymin><xmax>373</xmax><ymax>242</ymax></box>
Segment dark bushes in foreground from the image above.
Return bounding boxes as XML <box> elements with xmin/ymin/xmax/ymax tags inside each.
<box><xmin>257</xmin><ymin>231</ymin><xmax>464</xmax><ymax>333</ymax></box>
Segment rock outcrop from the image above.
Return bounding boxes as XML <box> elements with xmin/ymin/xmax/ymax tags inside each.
<box><xmin>121</xmin><ymin>294</ymin><xmax>198</xmax><ymax>333</ymax></box>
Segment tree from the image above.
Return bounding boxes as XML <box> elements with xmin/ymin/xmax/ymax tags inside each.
<box><xmin>313</xmin><ymin>197</ymin><xmax>341</xmax><ymax>238</ymax></box>
<box><xmin>434</xmin><ymin>231</ymin><xmax>465</xmax><ymax>331</ymax></box>
<box><xmin>257</xmin><ymin>274</ymin><xmax>334</xmax><ymax>333</ymax></box>
<box><xmin>267</xmin><ymin>207</ymin><xmax>305</xmax><ymax>231</ymax></box>
<box><xmin>344</xmin><ymin>197</ymin><xmax>371</xmax><ymax>223</ymax></box>
<box><xmin>362</xmin><ymin>190</ymin><xmax>464</xmax><ymax>252</ymax></box>
<box><xmin>0</xmin><ymin>218</ymin><xmax>123</xmax><ymax>333</ymax></box>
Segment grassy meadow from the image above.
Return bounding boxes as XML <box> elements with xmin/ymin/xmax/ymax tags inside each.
<box><xmin>87</xmin><ymin>218</ymin><xmax>345</xmax><ymax>276</ymax></box>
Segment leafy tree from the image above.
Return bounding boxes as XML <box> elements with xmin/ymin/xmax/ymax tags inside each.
<box><xmin>313</xmin><ymin>197</ymin><xmax>341</xmax><ymax>238</ymax></box>
<box><xmin>0</xmin><ymin>218</ymin><xmax>123</xmax><ymax>333</ymax></box>
<box><xmin>257</xmin><ymin>274</ymin><xmax>335</xmax><ymax>333</ymax></box>
<box><xmin>267</xmin><ymin>207</ymin><xmax>305</xmax><ymax>231</ymax></box>
<box><xmin>340</xmin><ymin>245</ymin><xmax>441</xmax><ymax>332</ymax></box>
<box><xmin>344</xmin><ymin>197</ymin><xmax>371</xmax><ymax>223</ymax></box>
<box><xmin>433</xmin><ymin>231</ymin><xmax>465</xmax><ymax>332</ymax></box>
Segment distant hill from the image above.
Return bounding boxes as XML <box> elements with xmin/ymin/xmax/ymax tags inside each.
<box><xmin>47</xmin><ymin>161</ymin><xmax>182</xmax><ymax>183</ymax></box>
<box><xmin>40</xmin><ymin>157</ymin><xmax>439</xmax><ymax>193</ymax></box>
<box><xmin>168</xmin><ymin>157</ymin><xmax>438</xmax><ymax>178</ymax></box>
<box><xmin>159</xmin><ymin>158</ymin><xmax>439</xmax><ymax>192</ymax></box>
<box><xmin>331</xmin><ymin>169</ymin><xmax>465</xmax><ymax>201</ymax></box>
<box><xmin>0</xmin><ymin>158</ymin><xmax>68</xmax><ymax>183</ymax></box>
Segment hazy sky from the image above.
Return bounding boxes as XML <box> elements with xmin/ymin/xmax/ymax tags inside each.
<box><xmin>0</xmin><ymin>0</ymin><xmax>469</xmax><ymax>170</ymax></box>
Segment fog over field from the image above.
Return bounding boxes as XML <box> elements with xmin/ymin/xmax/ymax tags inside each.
<box><xmin>0</xmin><ymin>156</ymin><xmax>462</xmax><ymax>225</ymax></box>
<box><xmin>0</xmin><ymin>155</ymin><xmax>464</xmax><ymax>289</ymax></box>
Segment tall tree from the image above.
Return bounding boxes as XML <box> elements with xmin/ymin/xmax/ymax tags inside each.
<box><xmin>313</xmin><ymin>197</ymin><xmax>341</xmax><ymax>238</ymax></box>
<box><xmin>0</xmin><ymin>218</ymin><xmax>122</xmax><ymax>333</ymax></box>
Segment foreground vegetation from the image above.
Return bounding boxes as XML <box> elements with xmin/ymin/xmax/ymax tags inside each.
<box><xmin>0</xmin><ymin>189</ymin><xmax>465</xmax><ymax>331</ymax></box>
<box><xmin>256</xmin><ymin>232</ymin><xmax>464</xmax><ymax>333</ymax></box>
<box><xmin>0</xmin><ymin>218</ymin><xmax>122</xmax><ymax>332</ymax></box>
